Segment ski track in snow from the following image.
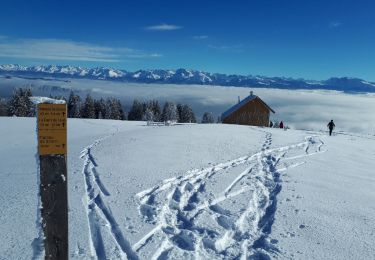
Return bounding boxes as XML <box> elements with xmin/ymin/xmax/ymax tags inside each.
<box><xmin>135</xmin><ymin>132</ymin><xmax>326</xmax><ymax>259</ymax></box>
<box><xmin>80</xmin><ymin>134</ymin><xmax>139</xmax><ymax>260</ymax></box>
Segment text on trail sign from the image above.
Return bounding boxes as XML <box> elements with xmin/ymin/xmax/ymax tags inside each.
<box><xmin>38</xmin><ymin>103</ymin><xmax>67</xmax><ymax>155</ymax></box>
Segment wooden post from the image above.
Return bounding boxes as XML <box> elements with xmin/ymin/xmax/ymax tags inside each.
<box><xmin>37</xmin><ymin>103</ymin><xmax>68</xmax><ymax>260</ymax></box>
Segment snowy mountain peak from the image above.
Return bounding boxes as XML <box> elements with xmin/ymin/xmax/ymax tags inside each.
<box><xmin>0</xmin><ymin>64</ymin><xmax>375</xmax><ymax>93</ymax></box>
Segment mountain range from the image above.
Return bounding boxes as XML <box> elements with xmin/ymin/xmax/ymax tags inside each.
<box><xmin>1</xmin><ymin>64</ymin><xmax>374</xmax><ymax>93</ymax></box>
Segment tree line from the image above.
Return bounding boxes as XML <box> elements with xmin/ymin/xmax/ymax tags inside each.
<box><xmin>0</xmin><ymin>88</ymin><xmax>216</xmax><ymax>123</ymax></box>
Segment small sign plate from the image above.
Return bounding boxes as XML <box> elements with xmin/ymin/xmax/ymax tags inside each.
<box><xmin>38</xmin><ymin>104</ymin><xmax>67</xmax><ymax>155</ymax></box>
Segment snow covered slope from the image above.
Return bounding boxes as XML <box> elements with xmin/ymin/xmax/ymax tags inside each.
<box><xmin>0</xmin><ymin>118</ymin><xmax>374</xmax><ymax>259</ymax></box>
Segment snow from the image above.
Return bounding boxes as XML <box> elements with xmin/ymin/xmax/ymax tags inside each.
<box><xmin>108</xmin><ymin>70</ymin><xmax>121</xmax><ymax>78</ymax></box>
<box><xmin>151</xmin><ymin>73</ymin><xmax>160</xmax><ymax>80</ymax></box>
<box><xmin>30</xmin><ymin>96</ymin><xmax>66</xmax><ymax>104</ymax></box>
<box><xmin>1</xmin><ymin>117</ymin><xmax>374</xmax><ymax>259</ymax></box>
<box><xmin>361</xmin><ymin>80</ymin><xmax>375</xmax><ymax>87</ymax></box>
<box><xmin>79</xmin><ymin>70</ymin><xmax>89</xmax><ymax>76</ymax></box>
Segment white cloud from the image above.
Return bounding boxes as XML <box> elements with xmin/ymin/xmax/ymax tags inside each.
<box><xmin>329</xmin><ymin>21</ymin><xmax>343</xmax><ymax>28</ymax></box>
<box><xmin>126</xmin><ymin>53</ymin><xmax>163</xmax><ymax>58</ymax></box>
<box><xmin>0</xmin><ymin>37</ymin><xmax>161</xmax><ymax>62</ymax></box>
<box><xmin>208</xmin><ymin>44</ymin><xmax>244</xmax><ymax>52</ymax></box>
<box><xmin>193</xmin><ymin>35</ymin><xmax>208</xmax><ymax>40</ymax></box>
<box><xmin>145</xmin><ymin>23</ymin><xmax>182</xmax><ymax>31</ymax></box>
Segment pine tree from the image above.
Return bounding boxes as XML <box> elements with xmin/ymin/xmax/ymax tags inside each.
<box><xmin>53</xmin><ymin>95</ymin><xmax>67</xmax><ymax>102</ymax></box>
<box><xmin>161</xmin><ymin>101</ymin><xmax>179</xmax><ymax>122</ymax></box>
<box><xmin>82</xmin><ymin>94</ymin><xmax>96</xmax><ymax>118</ymax></box>
<box><xmin>109</xmin><ymin>98</ymin><xmax>118</xmax><ymax>120</ymax></box>
<box><xmin>112</xmin><ymin>99</ymin><xmax>125</xmax><ymax>120</ymax></box>
<box><xmin>151</xmin><ymin>100</ymin><xmax>161</xmax><ymax>122</ymax></box>
<box><xmin>201</xmin><ymin>112</ymin><xmax>214</xmax><ymax>123</ymax></box>
<box><xmin>7</xmin><ymin>90</ymin><xmax>18</xmax><ymax>116</ymax></box>
<box><xmin>67</xmin><ymin>91</ymin><xmax>82</xmax><ymax>118</ymax></box>
<box><xmin>117</xmin><ymin>99</ymin><xmax>125</xmax><ymax>120</ymax></box>
<box><xmin>0</xmin><ymin>98</ymin><xmax>8</xmax><ymax>116</ymax></box>
<box><xmin>104</xmin><ymin>98</ymin><xmax>125</xmax><ymax>120</ymax></box>
<box><xmin>128</xmin><ymin>99</ymin><xmax>144</xmax><ymax>120</ymax></box>
<box><xmin>7</xmin><ymin>88</ymin><xmax>33</xmax><ymax>117</ymax></box>
<box><xmin>143</xmin><ymin>107</ymin><xmax>154</xmax><ymax>121</ymax></box>
<box><xmin>177</xmin><ymin>104</ymin><xmax>184</xmax><ymax>123</ymax></box>
<box><xmin>179</xmin><ymin>104</ymin><xmax>196</xmax><ymax>123</ymax></box>
<box><xmin>189</xmin><ymin>107</ymin><xmax>197</xmax><ymax>123</ymax></box>
<box><xmin>105</xmin><ymin>98</ymin><xmax>112</xmax><ymax>119</ymax></box>
<box><xmin>94</xmin><ymin>98</ymin><xmax>107</xmax><ymax>119</ymax></box>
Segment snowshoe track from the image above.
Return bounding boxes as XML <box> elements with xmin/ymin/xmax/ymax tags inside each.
<box><xmin>135</xmin><ymin>132</ymin><xmax>325</xmax><ymax>259</ymax></box>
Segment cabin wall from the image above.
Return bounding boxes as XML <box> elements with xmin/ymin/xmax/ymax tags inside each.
<box><xmin>222</xmin><ymin>98</ymin><xmax>270</xmax><ymax>126</ymax></box>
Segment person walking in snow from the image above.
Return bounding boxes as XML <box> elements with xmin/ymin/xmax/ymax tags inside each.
<box><xmin>269</xmin><ymin>121</ymin><xmax>274</xmax><ymax>128</ymax></box>
<box><xmin>279</xmin><ymin>121</ymin><xmax>284</xmax><ymax>129</ymax></box>
<box><xmin>327</xmin><ymin>119</ymin><xmax>335</xmax><ymax>136</ymax></box>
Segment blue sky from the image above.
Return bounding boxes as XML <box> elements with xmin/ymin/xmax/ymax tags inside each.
<box><xmin>0</xmin><ymin>0</ymin><xmax>374</xmax><ymax>80</ymax></box>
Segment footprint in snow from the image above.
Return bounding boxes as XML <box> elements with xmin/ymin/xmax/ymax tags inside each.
<box><xmin>270</xmin><ymin>239</ymin><xmax>279</xmax><ymax>244</ymax></box>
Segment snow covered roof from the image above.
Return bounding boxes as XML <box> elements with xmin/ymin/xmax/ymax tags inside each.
<box><xmin>30</xmin><ymin>96</ymin><xmax>66</xmax><ymax>105</ymax></box>
<box><xmin>221</xmin><ymin>94</ymin><xmax>275</xmax><ymax>120</ymax></box>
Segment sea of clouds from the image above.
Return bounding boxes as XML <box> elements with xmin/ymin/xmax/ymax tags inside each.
<box><xmin>1</xmin><ymin>77</ymin><xmax>374</xmax><ymax>135</ymax></box>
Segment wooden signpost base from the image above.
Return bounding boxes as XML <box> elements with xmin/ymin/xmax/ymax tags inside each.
<box><xmin>40</xmin><ymin>155</ymin><xmax>68</xmax><ymax>260</ymax></box>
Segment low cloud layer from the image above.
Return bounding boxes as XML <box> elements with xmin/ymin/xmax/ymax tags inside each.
<box><xmin>1</xmin><ymin>77</ymin><xmax>374</xmax><ymax>135</ymax></box>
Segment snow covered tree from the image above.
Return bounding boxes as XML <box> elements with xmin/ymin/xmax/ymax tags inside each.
<box><xmin>103</xmin><ymin>99</ymin><xmax>111</xmax><ymax>119</ymax></box>
<box><xmin>7</xmin><ymin>88</ymin><xmax>33</xmax><ymax>117</ymax></box>
<box><xmin>151</xmin><ymin>100</ymin><xmax>161</xmax><ymax>122</ymax></box>
<box><xmin>111</xmin><ymin>98</ymin><xmax>125</xmax><ymax>120</ymax></box>
<box><xmin>143</xmin><ymin>107</ymin><xmax>154</xmax><ymax>121</ymax></box>
<box><xmin>128</xmin><ymin>99</ymin><xmax>144</xmax><ymax>120</ymax></box>
<box><xmin>177</xmin><ymin>104</ymin><xmax>183</xmax><ymax>122</ymax></box>
<box><xmin>187</xmin><ymin>105</ymin><xmax>197</xmax><ymax>123</ymax></box>
<box><xmin>201</xmin><ymin>112</ymin><xmax>214</xmax><ymax>123</ymax></box>
<box><xmin>81</xmin><ymin>94</ymin><xmax>96</xmax><ymax>118</ymax></box>
<box><xmin>94</xmin><ymin>98</ymin><xmax>107</xmax><ymax>119</ymax></box>
<box><xmin>117</xmin><ymin>100</ymin><xmax>125</xmax><ymax>120</ymax></box>
<box><xmin>104</xmin><ymin>98</ymin><xmax>125</xmax><ymax>120</ymax></box>
<box><xmin>52</xmin><ymin>95</ymin><xmax>67</xmax><ymax>102</ymax></box>
<box><xmin>0</xmin><ymin>98</ymin><xmax>8</xmax><ymax>116</ymax></box>
<box><xmin>142</xmin><ymin>100</ymin><xmax>161</xmax><ymax>122</ymax></box>
<box><xmin>161</xmin><ymin>101</ymin><xmax>179</xmax><ymax>122</ymax></box>
<box><xmin>67</xmin><ymin>91</ymin><xmax>82</xmax><ymax>118</ymax></box>
<box><xmin>178</xmin><ymin>104</ymin><xmax>196</xmax><ymax>123</ymax></box>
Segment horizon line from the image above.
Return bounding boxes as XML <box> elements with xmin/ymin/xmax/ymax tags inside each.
<box><xmin>0</xmin><ymin>63</ymin><xmax>372</xmax><ymax>83</ymax></box>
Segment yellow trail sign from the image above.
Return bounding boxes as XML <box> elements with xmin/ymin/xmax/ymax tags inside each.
<box><xmin>38</xmin><ymin>103</ymin><xmax>67</xmax><ymax>155</ymax></box>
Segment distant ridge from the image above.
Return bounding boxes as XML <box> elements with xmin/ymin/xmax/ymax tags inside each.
<box><xmin>1</xmin><ymin>64</ymin><xmax>375</xmax><ymax>93</ymax></box>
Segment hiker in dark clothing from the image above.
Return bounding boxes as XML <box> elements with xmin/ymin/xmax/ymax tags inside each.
<box><xmin>327</xmin><ymin>120</ymin><xmax>335</xmax><ymax>136</ymax></box>
<box><xmin>269</xmin><ymin>121</ymin><xmax>274</xmax><ymax>128</ymax></box>
<box><xmin>279</xmin><ymin>121</ymin><xmax>284</xmax><ymax>129</ymax></box>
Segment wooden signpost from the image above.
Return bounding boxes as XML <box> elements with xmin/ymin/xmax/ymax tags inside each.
<box><xmin>37</xmin><ymin>103</ymin><xmax>68</xmax><ymax>260</ymax></box>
